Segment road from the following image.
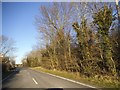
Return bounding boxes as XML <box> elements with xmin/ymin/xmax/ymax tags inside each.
<box><xmin>2</xmin><ymin>67</ymin><xmax>97</xmax><ymax>90</ymax></box>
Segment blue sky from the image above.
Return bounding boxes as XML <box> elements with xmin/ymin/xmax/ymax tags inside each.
<box><xmin>2</xmin><ymin>2</ymin><xmax>49</xmax><ymax>64</ymax></box>
<box><xmin>2</xmin><ymin>1</ymin><xmax>119</xmax><ymax>64</ymax></box>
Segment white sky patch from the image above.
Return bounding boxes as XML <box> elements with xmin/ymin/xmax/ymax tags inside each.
<box><xmin>2</xmin><ymin>0</ymin><xmax>116</xmax><ymax>2</ymax></box>
<box><xmin>0</xmin><ymin>1</ymin><xmax>2</xmax><ymax>36</ymax></box>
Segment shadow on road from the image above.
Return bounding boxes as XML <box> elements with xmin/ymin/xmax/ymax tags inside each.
<box><xmin>2</xmin><ymin>88</ymin><xmax>63</xmax><ymax>90</ymax></box>
<box><xmin>1</xmin><ymin>88</ymin><xmax>99</xmax><ymax>90</ymax></box>
<box><xmin>1</xmin><ymin>68</ymin><xmax>98</xmax><ymax>90</ymax></box>
<box><xmin>46</xmin><ymin>88</ymin><xmax>63</xmax><ymax>90</ymax></box>
<box><xmin>2</xmin><ymin>67</ymin><xmax>22</xmax><ymax>89</ymax></box>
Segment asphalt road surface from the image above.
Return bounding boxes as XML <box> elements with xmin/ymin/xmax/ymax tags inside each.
<box><xmin>2</xmin><ymin>67</ymin><xmax>97</xmax><ymax>90</ymax></box>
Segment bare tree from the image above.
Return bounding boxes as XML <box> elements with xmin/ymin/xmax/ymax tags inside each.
<box><xmin>36</xmin><ymin>2</ymin><xmax>76</xmax><ymax>70</ymax></box>
<box><xmin>0</xmin><ymin>35</ymin><xmax>16</xmax><ymax>56</ymax></box>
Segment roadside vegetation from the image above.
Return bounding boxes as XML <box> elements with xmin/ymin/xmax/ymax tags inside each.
<box><xmin>22</xmin><ymin>2</ymin><xmax>120</xmax><ymax>88</ymax></box>
<box><xmin>32</xmin><ymin>67</ymin><xmax>119</xmax><ymax>89</ymax></box>
<box><xmin>0</xmin><ymin>35</ymin><xmax>16</xmax><ymax>78</ymax></box>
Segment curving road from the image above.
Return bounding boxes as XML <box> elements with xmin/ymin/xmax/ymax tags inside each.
<box><xmin>2</xmin><ymin>67</ymin><xmax>97</xmax><ymax>90</ymax></box>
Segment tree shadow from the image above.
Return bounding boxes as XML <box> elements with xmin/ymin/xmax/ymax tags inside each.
<box><xmin>2</xmin><ymin>67</ymin><xmax>22</xmax><ymax>89</ymax></box>
<box><xmin>46</xmin><ymin>88</ymin><xmax>63</xmax><ymax>90</ymax></box>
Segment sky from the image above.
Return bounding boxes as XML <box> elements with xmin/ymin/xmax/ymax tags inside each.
<box><xmin>2</xmin><ymin>1</ymin><xmax>120</xmax><ymax>64</ymax></box>
<box><xmin>0</xmin><ymin>2</ymin><xmax>1</xmax><ymax>36</ymax></box>
<box><xmin>1</xmin><ymin>0</ymin><xmax>117</xmax><ymax>2</ymax></box>
<box><xmin>2</xmin><ymin>2</ymin><xmax>50</xmax><ymax>64</ymax></box>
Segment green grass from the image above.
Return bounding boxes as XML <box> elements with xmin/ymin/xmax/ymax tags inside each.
<box><xmin>31</xmin><ymin>67</ymin><xmax>120</xmax><ymax>89</ymax></box>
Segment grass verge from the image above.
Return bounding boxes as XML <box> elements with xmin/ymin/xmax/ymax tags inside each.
<box><xmin>31</xmin><ymin>67</ymin><xmax>120</xmax><ymax>89</ymax></box>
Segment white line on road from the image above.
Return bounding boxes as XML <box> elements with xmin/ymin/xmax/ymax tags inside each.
<box><xmin>33</xmin><ymin>69</ymin><xmax>99</xmax><ymax>89</ymax></box>
<box><xmin>32</xmin><ymin>78</ymin><xmax>38</xmax><ymax>85</ymax></box>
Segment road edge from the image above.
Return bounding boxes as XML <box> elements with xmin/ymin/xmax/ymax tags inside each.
<box><xmin>30</xmin><ymin>68</ymin><xmax>100</xmax><ymax>89</ymax></box>
<box><xmin>1</xmin><ymin>71</ymin><xmax>16</xmax><ymax>83</ymax></box>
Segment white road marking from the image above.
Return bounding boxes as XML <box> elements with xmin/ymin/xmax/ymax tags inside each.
<box><xmin>57</xmin><ymin>87</ymin><xmax>63</xmax><ymax>88</ymax></box>
<box><xmin>33</xmin><ymin>69</ymin><xmax>99</xmax><ymax>89</ymax></box>
<box><xmin>32</xmin><ymin>78</ymin><xmax>38</xmax><ymax>85</ymax></box>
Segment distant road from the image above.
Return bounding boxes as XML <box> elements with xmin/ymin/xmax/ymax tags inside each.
<box><xmin>2</xmin><ymin>67</ymin><xmax>97</xmax><ymax>90</ymax></box>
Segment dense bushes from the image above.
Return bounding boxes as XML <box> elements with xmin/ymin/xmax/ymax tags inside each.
<box><xmin>24</xmin><ymin>3</ymin><xmax>120</xmax><ymax>80</ymax></box>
